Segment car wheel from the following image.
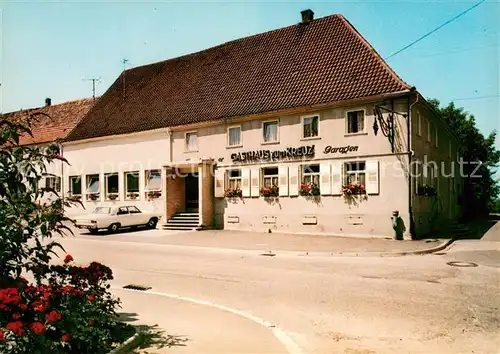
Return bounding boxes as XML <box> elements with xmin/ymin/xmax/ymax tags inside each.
<box><xmin>108</xmin><ymin>223</ymin><xmax>120</xmax><ymax>233</ymax></box>
<box><xmin>147</xmin><ymin>218</ymin><xmax>158</xmax><ymax>229</ymax></box>
<box><xmin>88</xmin><ymin>229</ymin><xmax>99</xmax><ymax>235</ymax></box>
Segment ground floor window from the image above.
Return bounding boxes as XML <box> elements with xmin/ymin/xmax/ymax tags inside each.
<box><xmin>262</xmin><ymin>167</ymin><xmax>279</xmax><ymax>188</ymax></box>
<box><xmin>300</xmin><ymin>164</ymin><xmax>320</xmax><ymax>196</ymax></box>
<box><xmin>105</xmin><ymin>173</ymin><xmax>119</xmax><ymax>200</ymax></box>
<box><xmin>43</xmin><ymin>174</ymin><xmax>61</xmax><ymax>193</ymax></box>
<box><xmin>343</xmin><ymin>161</ymin><xmax>366</xmax><ymax>195</ymax></box>
<box><xmin>228</xmin><ymin>169</ymin><xmax>242</xmax><ymax>190</ymax></box>
<box><xmin>86</xmin><ymin>174</ymin><xmax>100</xmax><ymax>201</ymax></box>
<box><xmin>145</xmin><ymin>169</ymin><xmax>162</xmax><ymax>199</ymax></box>
<box><xmin>69</xmin><ymin>176</ymin><xmax>81</xmax><ymax>197</ymax></box>
<box><xmin>125</xmin><ymin>171</ymin><xmax>140</xmax><ymax>200</ymax></box>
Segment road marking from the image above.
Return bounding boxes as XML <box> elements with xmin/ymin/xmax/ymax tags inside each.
<box><xmin>115</xmin><ymin>287</ymin><xmax>304</xmax><ymax>354</ymax></box>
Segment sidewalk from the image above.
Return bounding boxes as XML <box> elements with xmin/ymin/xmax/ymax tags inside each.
<box><xmin>114</xmin><ymin>288</ymin><xmax>288</xmax><ymax>354</ymax></box>
<box><xmin>76</xmin><ymin>228</ymin><xmax>451</xmax><ymax>256</ymax></box>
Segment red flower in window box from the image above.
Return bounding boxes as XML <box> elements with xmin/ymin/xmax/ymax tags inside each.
<box><xmin>299</xmin><ymin>183</ymin><xmax>320</xmax><ymax>196</ymax></box>
<box><xmin>342</xmin><ymin>183</ymin><xmax>366</xmax><ymax>196</ymax></box>
<box><xmin>260</xmin><ymin>186</ymin><xmax>279</xmax><ymax>197</ymax></box>
<box><xmin>224</xmin><ymin>188</ymin><xmax>242</xmax><ymax>198</ymax></box>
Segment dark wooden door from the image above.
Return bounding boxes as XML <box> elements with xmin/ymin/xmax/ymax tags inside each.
<box><xmin>185</xmin><ymin>173</ymin><xmax>199</xmax><ymax>212</ymax></box>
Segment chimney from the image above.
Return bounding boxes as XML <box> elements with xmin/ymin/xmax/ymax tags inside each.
<box><xmin>301</xmin><ymin>9</ymin><xmax>314</xmax><ymax>25</ymax></box>
<box><xmin>45</xmin><ymin>97</ymin><xmax>52</xmax><ymax>107</ymax></box>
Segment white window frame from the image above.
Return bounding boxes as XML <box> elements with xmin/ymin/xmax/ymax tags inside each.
<box><xmin>86</xmin><ymin>174</ymin><xmax>100</xmax><ymax>200</ymax></box>
<box><xmin>301</xmin><ymin>114</ymin><xmax>320</xmax><ymax>140</ymax></box>
<box><xmin>344</xmin><ymin>161</ymin><xmax>366</xmax><ymax>186</ymax></box>
<box><xmin>144</xmin><ymin>169</ymin><xmax>162</xmax><ymax>199</ymax></box>
<box><xmin>105</xmin><ymin>173</ymin><xmax>119</xmax><ymax>200</ymax></box>
<box><xmin>302</xmin><ymin>164</ymin><xmax>320</xmax><ymax>186</ymax></box>
<box><xmin>416</xmin><ymin>110</ymin><xmax>422</xmax><ymax>136</ymax></box>
<box><xmin>262</xmin><ymin>119</ymin><xmax>279</xmax><ymax>144</ymax></box>
<box><xmin>124</xmin><ymin>171</ymin><xmax>140</xmax><ymax>200</ymax></box>
<box><xmin>227</xmin><ymin>125</ymin><xmax>242</xmax><ymax>148</ymax></box>
<box><xmin>185</xmin><ymin>130</ymin><xmax>198</xmax><ymax>152</ymax></box>
<box><xmin>426</xmin><ymin>119</ymin><xmax>431</xmax><ymax>142</ymax></box>
<box><xmin>44</xmin><ymin>174</ymin><xmax>61</xmax><ymax>193</ymax></box>
<box><xmin>69</xmin><ymin>176</ymin><xmax>82</xmax><ymax>196</ymax></box>
<box><xmin>261</xmin><ymin>166</ymin><xmax>279</xmax><ymax>187</ymax></box>
<box><xmin>345</xmin><ymin>108</ymin><xmax>366</xmax><ymax>135</ymax></box>
<box><xmin>227</xmin><ymin>169</ymin><xmax>242</xmax><ymax>190</ymax></box>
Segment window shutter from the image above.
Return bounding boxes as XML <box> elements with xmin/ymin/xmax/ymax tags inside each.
<box><xmin>320</xmin><ymin>163</ymin><xmax>331</xmax><ymax>195</ymax></box>
<box><xmin>250</xmin><ymin>168</ymin><xmax>260</xmax><ymax>197</ymax></box>
<box><xmin>278</xmin><ymin>165</ymin><xmax>288</xmax><ymax>196</ymax></box>
<box><xmin>241</xmin><ymin>168</ymin><xmax>251</xmax><ymax>197</ymax></box>
<box><xmin>366</xmin><ymin>160</ymin><xmax>380</xmax><ymax>195</ymax></box>
<box><xmin>331</xmin><ymin>162</ymin><xmax>342</xmax><ymax>195</ymax></box>
<box><xmin>214</xmin><ymin>168</ymin><xmax>225</xmax><ymax>198</ymax></box>
<box><xmin>289</xmin><ymin>166</ymin><xmax>299</xmax><ymax>196</ymax></box>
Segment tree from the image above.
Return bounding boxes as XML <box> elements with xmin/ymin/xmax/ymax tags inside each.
<box><xmin>428</xmin><ymin>99</ymin><xmax>500</xmax><ymax>218</ymax></box>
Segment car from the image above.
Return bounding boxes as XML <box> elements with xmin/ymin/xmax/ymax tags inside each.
<box><xmin>75</xmin><ymin>206</ymin><xmax>162</xmax><ymax>234</ymax></box>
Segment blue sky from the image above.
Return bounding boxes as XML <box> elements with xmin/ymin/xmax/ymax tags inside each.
<box><xmin>1</xmin><ymin>0</ymin><xmax>499</xmax><ymax>147</ymax></box>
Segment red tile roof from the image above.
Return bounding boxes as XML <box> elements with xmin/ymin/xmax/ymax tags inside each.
<box><xmin>66</xmin><ymin>13</ymin><xmax>411</xmax><ymax>142</ymax></box>
<box><xmin>3</xmin><ymin>98</ymin><xmax>95</xmax><ymax>145</ymax></box>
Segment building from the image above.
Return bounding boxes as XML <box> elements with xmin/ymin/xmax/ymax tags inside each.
<box><xmin>3</xmin><ymin>97</ymin><xmax>95</xmax><ymax>199</ymax></box>
<box><xmin>62</xmin><ymin>11</ymin><xmax>463</xmax><ymax>238</ymax></box>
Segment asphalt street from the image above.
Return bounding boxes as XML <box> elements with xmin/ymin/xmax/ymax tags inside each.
<box><xmin>57</xmin><ymin>230</ymin><xmax>500</xmax><ymax>354</ymax></box>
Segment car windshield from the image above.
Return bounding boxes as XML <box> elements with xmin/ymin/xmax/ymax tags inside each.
<box><xmin>92</xmin><ymin>207</ymin><xmax>111</xmax><ymax>214</ymax></box>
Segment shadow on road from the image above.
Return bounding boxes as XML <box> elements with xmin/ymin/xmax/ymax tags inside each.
<box><xmin>118</xmin><ymin>312</ymin><xmax>189</xmax><ymax>352</ymax></box>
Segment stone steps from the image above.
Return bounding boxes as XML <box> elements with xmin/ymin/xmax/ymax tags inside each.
<box><xmin>162</xmin><ymin>213</ymin><xmax>200</xmax><ymax>231</ymax></box>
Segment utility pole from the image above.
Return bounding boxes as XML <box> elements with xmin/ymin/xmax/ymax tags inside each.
<box><xmin>83</xmin><ymin>77</ymin><xmax>101</xmax><ymax>100</ymax></box>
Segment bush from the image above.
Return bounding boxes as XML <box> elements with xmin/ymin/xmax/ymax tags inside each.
<box><xmin>0</xmin><ymin>116</ymin><xmax>131</xmax><ymax>353</ymax></box>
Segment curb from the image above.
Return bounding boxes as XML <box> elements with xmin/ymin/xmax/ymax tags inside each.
<box><xmin>108</xmin><ymin>330</ymin><xmax>144</xmax><ymax>354</ymax></box>
<box><xmin>386</xmin><ymin>238</ymin><xmax>456</xmax><ymax>256</ymax></box>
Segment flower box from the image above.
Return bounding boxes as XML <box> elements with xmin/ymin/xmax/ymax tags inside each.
<box><xmin>260</xmin><ymin>186</ymin><xmax>279</xmax><ymax>198</ymax></box>
<box><xmin>224</xmin><ymin>188</ymin><xmax>242</xmax><ymax>198</ymax></box>
<box><xmin>67</xmin><ymin>195</ymin><xmax>81</xmax><ymax>201</ymax></box>
<box><xmin>87</xmin><ymin>193</ymin><xmax>99</xmax><ymax>201</ymax></box>
<box><xmin>299</xmin><ymin>183</ymin><xmax>320</xmax><ymax>196</ymax></box>
<box><xmin>342</xmin><ymin>184</ymin><xmax>366</xmax><ymax>196</ymax></box>
<box><xmin>127</xmin><ymin>192</ymin><xmax>139</xmax><ymax>200</ymax></box>
<box><xmin>107</xmin><ymin>193</ymin><xmax>118</xmax><ymax>200</ymax></box>
<box><xmin>146</xmin><ymin>190</ymin><xmax>162</xmax><ymax>199</ymax></box>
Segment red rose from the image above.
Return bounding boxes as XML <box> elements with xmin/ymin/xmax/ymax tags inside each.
<box><xmin>12</xmin><ymin>313</ymin><xmax>21</xmax><ymax>320</ymax></box>
<box><xmin>64</xmin><ymin>254</ymin><xmax>74</xmax><ymax>263</ymax></box>
<box><xmin>61</xmin><ymin>334</ymin><xmax>71</xmax><ymax>342</ymax></box>
<box><xmin>88</xmin><ymin>319</ymin><xmax>94</xmax><ymax>326</ymax></box>
<box><xmin>31</xmin><ymin>301</ymin><xmax>46</xmax><ymax>313</ymax></box>
<box><xmin>0</xmin><ymin>328</ymin><xmax>5</xmax><ymax>343</ymax></box>
<box><xmin>6</xmin><ymin>321</ymin><xmax>24</xmax><ymax>336</ymax></box>
<box><xmin>30</xmin><ymin>322</ymin><xmax>46</xmax><ymax>335</ymax></box>
<box><xmin>46</xmin><ymin>310</ymin><xmax>62</xmax><ymax>323</ymax></box>
<box><xmin>19</xmin><ymin>304</ymin><xmax>27</xmax><ymax>311</ymax></box>
<box><xmin>88</xmin><ymin>295</ymin><xmax>95</xmax><ymax>301</ymax></box>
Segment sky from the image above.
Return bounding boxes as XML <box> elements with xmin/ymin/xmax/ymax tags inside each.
<box><xmin>1</xmin><ymin>0</ymin><xmax>499</xmax><ymax>149</ymax></box>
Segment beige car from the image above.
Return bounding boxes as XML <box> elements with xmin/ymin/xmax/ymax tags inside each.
<box><xmin>75</xmin><ymin>206</ymin><xmax>162</xmax><ymax>234</ymax></box>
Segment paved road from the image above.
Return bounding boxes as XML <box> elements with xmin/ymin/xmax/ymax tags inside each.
<box><xmin>57</xmin><ymin>232</ymin><xmax>500</xmax><ymax>354</ymax></box>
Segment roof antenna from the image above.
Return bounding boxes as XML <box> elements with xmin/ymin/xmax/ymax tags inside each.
<box><xmin>121</xmin><ymin>58</ymin><xmax>129</xmax><ymax>100</ymax></box>
<box><xmin>82</xmin><ymin>77</ymin><xmax>101</xmax><ymax>100</ymax></box>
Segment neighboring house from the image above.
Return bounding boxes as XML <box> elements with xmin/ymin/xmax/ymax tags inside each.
<box><xmin>63</xmin><ymin>10</ymin><xmax>462</xmax><ymax>238</ymax></box>
<box><xmin>3</xmin><ymin>97</ymin><xmax>95</xmax><ymax>201</ymax></box>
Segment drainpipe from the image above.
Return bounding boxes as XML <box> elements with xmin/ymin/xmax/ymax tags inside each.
<box><xmin>408</xmin><ymin>88</ymin><xmax>419</xmax><ymax>239</ymax></box>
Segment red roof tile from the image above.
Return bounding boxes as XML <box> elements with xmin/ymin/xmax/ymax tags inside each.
<box><xmin>66</xmin><ymin>13</ymin><xmax>411</xmax><ymax>142</ymax></box>
<box><xmin>3</xmin><ymin>98</ymin><xmax>95</xmax><ymax>145</ymax></box>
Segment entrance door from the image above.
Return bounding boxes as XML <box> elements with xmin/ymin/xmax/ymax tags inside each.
<box><xmin>185</xmin><ymin>173</ymin><xmax>199</xmax><ymax>213</ymax></box>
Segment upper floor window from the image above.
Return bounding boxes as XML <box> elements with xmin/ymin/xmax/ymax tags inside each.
<box><xmin>262</xmin><ymin>167</ymin><xmax>279</xmax><ymax>187</ymax></box>
<box><xmin>435</xmin><ymin>127</ymin><xmax>439</xmax><ymax>147</ymax></box>
<box><xmin>416</xmin><ymin>111</ymin><xmax>422</xmax><ymax>136</ymax></box>
<box><xmin>346</xmin><ymin>110</ymin><xmax>365</xmax><ymax>134</ymax></box>
<box><xmin>105</xmin><ymin>173</ymin><xmax>119</xmax><ymax>200</ymax></box>
<box><xmin>69</xmin><ymin>176</ymin><xmax>81</xmax><ymax>196</ymax></box>
<box><xmin>302</xmin><ymin>115</ymin><xmax>319</xmax><ymax>139</ymax></box>
<box><xmin>227</xmin><ymin>169</ymin><xmax>242</xmax><ymax>190</ymax></box>
<box><xmin>185</xmin><ymin>131</ymin><xmax>198</xmax><ymax>152</ymax></box>
<box><xmin>426</xmin><ymin>119</ymin><xmax>431</xmax><ymax>142</ymax></box>
<box><xmin>227</xmin><ymin>126</ymin><xmax>242</xmax><ymax>147</ymax></box>
<box><xmin>263</xmin><ymin>120</ymin><xmax>279</xmax><ymax>143</ymax></box>
<box><xmin>125</xmin><ymin>171</ymin><xmax>139</xmax><ymax>200</ymax></box>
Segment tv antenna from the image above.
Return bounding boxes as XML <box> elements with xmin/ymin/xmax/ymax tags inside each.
<box><xmin>82</xmin><ymin>77</ymin><xmax>101</xmax><ymax>100</ymax></box>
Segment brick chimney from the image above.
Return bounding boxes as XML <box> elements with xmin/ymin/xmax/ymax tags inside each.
<box><xmin>301</xmin><ymin>9</ymin><xmax>314</xmax><ymax>25</ymax></box>
<box><xmin>45</xmin><ymin>97</ymin><xmax>52</xmax><ymax>107</ymax></box>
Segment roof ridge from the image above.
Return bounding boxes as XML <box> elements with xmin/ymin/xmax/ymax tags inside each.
<box><xmin>124</xmin><ymin>13</ymin><xmax>340</xmax><ymax>74</ymax></box>
<box><xmin>336</xmin><ymin>14</ymin><xmax>412</xmax><ymax>90</ymax></box>
<box><xmin>3</xmin><ymin>97</ymin><xmax>95</xmax><ymax>115</ymax></box>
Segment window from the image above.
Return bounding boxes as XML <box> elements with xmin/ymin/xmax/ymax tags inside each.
<box><xmin>344</xmin><ymin>162</ymin><xmax>366</xmax><ymax>186</ymax></box>
<box><xmin>347</xmin><ymin>110</ymin><xmax>365</xmax><ymax>134</ymax></box>
<box><xmin>116</xmin><ymin>206</ymin><xmax>128</xmax><ymax>215</ymax></box>
<box><xmin>262</xmin><ymin>167</ymin><xmax>279</xmax><ymax>187</ymax></box>
<box><xmin>69</xmin><ymin>176</ymin><xmax>81</xmax><ymax>196</ymax></box>
<box><xmin>105</xmin><ymin>173</ymin><xmax>119</xmax><ymax>200</ymax></box>
<box><xmin>263</xmin><ymin>120</ymin><xmax>279</xmax><ymax>143</ymax></box>
<box><xmin>427</xmin><ymin>119</ymin><xmax>431</xmax><ymax>142</ymax></box>
<box><xmin>227</xmin><ymin>126</ymin><xmax>242</xmax><ymax>147</ymax></box>
<box><xmin>86</xmin><ymin>174</ymin><xmax>100</xmax><ymax>200</ymax></box>
<box><xmin>145</xmin><ymin>170</ymin><xmax>162</xmax><ymax>199</ymax></box>
<box><xmin>302</xmin><ymin>164</ymin><xmax>320</xmax><ymax>185</ymax></box>
<box><xmin>435</xmin><ymin>127</ymin><xmax>439</xmax><ymax>147</ymax></box>
<box><xmin>416</xmin><ymin>111</ymin><xmax>422</xmax><ymax>136</ymax></box>
<box><xmin>227</xmin><ymin>169</ymin><xmax>242</xmax><ymax>190</ymax></box>
<box><xmin>127</xmin><ymin>206</ymin><xmax>141</xmax><ymax>214</ymax></box>
<box><xmin>125</xmin><ymin>171</ymin><xmax>139</xmax><ymax>199</ymax></box>
<box><xmin>44</xmin><ymin>175</ymin><xmax>61</xmax><ymax>193</ymax></box>
<box><xmin>302</xmin><ymin>115</ymin><xmax>319</xmax><ymax>139</ymax></box>
<box><xmin>185</xmin><ymin>131</ymin><xmax>198</xmax><ymax>151</ymax></box>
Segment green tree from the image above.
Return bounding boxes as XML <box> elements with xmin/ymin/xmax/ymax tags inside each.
<box><xmin>428</xmin><ymin>99</ymin><xmax>500</xmax><ymax>218</ymax></box>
